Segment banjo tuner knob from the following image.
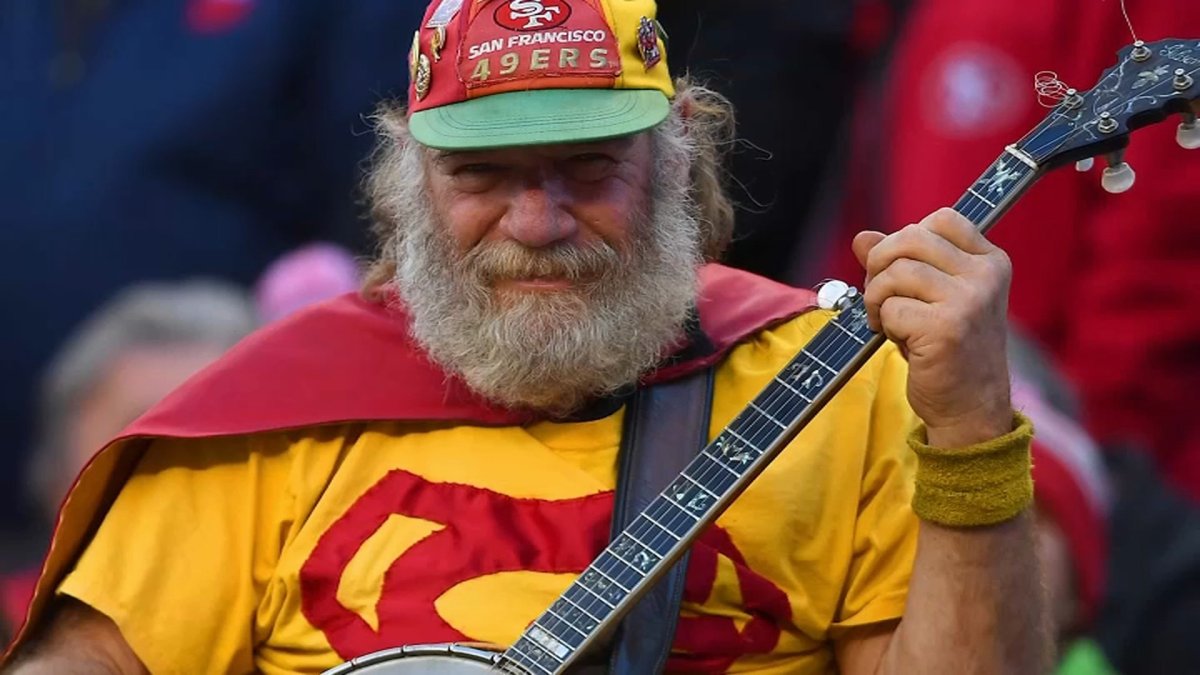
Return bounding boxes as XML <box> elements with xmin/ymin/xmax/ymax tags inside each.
<box><xmin>1101</xmin><ymin>162</ymin><xmax>1136</xmax><ymax>194</ymax></box>
<box><xmin>817</xmin><ymin>279</ymin><xmax>858</xmax><ymax>311</ymax></box>
<box><xmin>1177</xmin><ymin>114</ymin><xmax>1200</xmax><ymax>150</ymax></box>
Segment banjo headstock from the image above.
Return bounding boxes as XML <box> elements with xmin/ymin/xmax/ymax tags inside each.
<box><xmin>1015</xmin><ymin>38</ymin><xmax>1200</xmax><ymax>192</ymax></box>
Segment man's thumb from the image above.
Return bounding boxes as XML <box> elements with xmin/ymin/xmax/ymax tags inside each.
<box><xmin>851</xmin><ymin>230</ymin><xmax>887</xmax><ymax>272</ymax></box>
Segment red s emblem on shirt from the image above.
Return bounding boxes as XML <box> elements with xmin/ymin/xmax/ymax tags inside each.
<box><xmin>300</xmin><ymin>470</ymin><xmax>791</xmax><ymax>669</ymax></box>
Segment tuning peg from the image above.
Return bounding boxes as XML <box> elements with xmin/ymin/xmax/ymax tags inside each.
<box><xmin>817</xmin><ymin>279</ymin><xmax>855</xmax><ymax>311</ymax></box>
<box><xmin>1101</xmin><ymin>161</ymin><xmax>1136</xmax><ymax>194</ymax></box>
<box><xmin>1131</xmin><ymin>40</ymin><xmax>1151</xmax><ymax>62</ymax></box>
<box><xmin>1178</xmin><ymin>113</ymin><xmax>1200</xmax><ymax>150</ymax></box>
<box><xmin>1075</xmin><ymin>157</ymin><xmax>1095</xmax><ymax>172</ymax></box>
<box><xmin>1174</xmin><ymin>69</ymin><xmax>1195</xmax><ymax>92</ymax></box>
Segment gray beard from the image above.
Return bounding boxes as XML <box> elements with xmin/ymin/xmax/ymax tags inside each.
<box><xmin>387</xmin><ymin>144</ymin><xmax>701</xmax><ymax>417</ymax></box>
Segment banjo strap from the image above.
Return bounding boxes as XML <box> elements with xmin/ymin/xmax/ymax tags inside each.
<box><xmin>608</xmin><ymin>365</ymin><xmax>716</xmax><ymax>675</ymax></box>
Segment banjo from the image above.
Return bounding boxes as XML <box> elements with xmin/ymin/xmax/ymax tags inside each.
<box><xmin>325</xmin><ymin>38</ymin><xmax>1200</xmax><ymax>675</ymax></box>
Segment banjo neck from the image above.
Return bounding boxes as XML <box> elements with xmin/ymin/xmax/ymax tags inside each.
<box><xmin>499</xmin><ymin>150</ymin><xmax>1041</xmax><ymax>675</ymax></box>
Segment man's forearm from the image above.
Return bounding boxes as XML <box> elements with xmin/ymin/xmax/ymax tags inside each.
<box><xmin>1</xmin><ymin>599</ymin><xmax>148</xmax><ymax>675</ymax></box>
<box><xmin>5</xmin><ymin>653</ymin><xmax>125</xmax><ymax>675</ymax></box>
<box><xmin>879</xmin><ymin>510</ymin><xmax>1050</xmax><ymax>675</ymax></box>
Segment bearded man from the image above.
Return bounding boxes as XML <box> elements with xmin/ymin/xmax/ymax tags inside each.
<box><xmin>2</xmin><ymin>0</ymin><xmax>1046</xmax><ymax>673</ymax></box>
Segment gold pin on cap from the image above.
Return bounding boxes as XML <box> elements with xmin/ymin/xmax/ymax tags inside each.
<box><xmin>409</xmin><ymin>30</ymin><xmax>421</xmax><ymax>82</ymax></box>
<box><xmin>414</xmin><ymin>53</ymin><xmax>433</xmax><ymax>100</ymax></box>
<box><xmin>410</xmin><ymin>29</ymin><xmax>433</xmax><ymax>100</ymax></box>
<box><xmin>430</xmin><ymin>25</ymin><xmax>447</xmax><ymax>62</ymax></box>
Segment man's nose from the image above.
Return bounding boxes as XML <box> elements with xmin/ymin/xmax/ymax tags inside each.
<box><xmin>498</xmin><ymin>182</ymin><xmax>578</xmax><ymax>249</ymax></box>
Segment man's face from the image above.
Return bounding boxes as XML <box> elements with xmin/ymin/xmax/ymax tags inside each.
<box><xmin>424</xmin><ymin>134</ymin><xmax>655</xmax><ymax>290</ymax></box>
<box><xmin>378</xmin><ymin>123</ymin><xmax>701</xmax><ymax>415</ymax></box>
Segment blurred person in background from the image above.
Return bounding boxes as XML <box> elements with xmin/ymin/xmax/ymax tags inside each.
<box><xmin>0</xmin><ymin>0</ymin><xmax>424</xmax><ymax>538</ymax></box>
<box><xmin>1002</xmin><ymin>329</ymin><xmax>1200</xmax><ymax>675</ymax></box>
<box><xmin>814</xmin><ymin>0</ymin><xmax>1200</xmax><ymax>500</ymax></box>
<box><xmin>1008</xmin><ymin>332</ymin><xmax>1114</xmax><ymax>674</ymax></box>
<box><xmin>1097</xmin><ymin>441</ymin><xmax>1200</xmax><ymax>675</ymax></box>
<box><xmin>254</xmin><ymin>242</ymin><xmax>361</xmax><ymax>324</ymax></box>
<box><xmin>1012</xmin><ymin>326</ymin><xmax>1200</xmax><ymax>674</ymax></box>
<box><xmin>0</xmin><ymin>281</ymin><xmax>256</xmax><ymax>643</ymax></box>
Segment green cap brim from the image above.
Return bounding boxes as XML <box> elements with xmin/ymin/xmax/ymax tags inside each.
<box><xmin>409</xmin><ymin>88</ymin><xmax>670</xmax><ymax>150</ymax></box>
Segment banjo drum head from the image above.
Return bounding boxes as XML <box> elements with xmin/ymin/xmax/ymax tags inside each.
<box><xmin>323</xmin><ymin>644</ymin><xmax>504</xmax><ymax>674</ymax></box>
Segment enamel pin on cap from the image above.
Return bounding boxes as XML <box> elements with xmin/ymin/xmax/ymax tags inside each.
<box><xmin>636</xmin><ymin>16</ymin><xmax>662</xmax><ymax>70</ymax></box>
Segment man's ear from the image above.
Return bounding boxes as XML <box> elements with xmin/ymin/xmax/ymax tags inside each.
<box><xmin>677</xmin><ymin>96</ymin><xmax>696</xmax><ymax>130</ymax></box>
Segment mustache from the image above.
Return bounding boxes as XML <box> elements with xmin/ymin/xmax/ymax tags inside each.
<box><xmin>457</xmin><ymin>240</ymin><xmax>629</xmax><ymax>284</ymax></box>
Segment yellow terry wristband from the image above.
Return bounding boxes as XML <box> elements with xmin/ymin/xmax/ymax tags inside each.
<box><xmin>910</xmin><ymin>412</ymin><xmax>1034</xmax><ymax>528</ymax></box>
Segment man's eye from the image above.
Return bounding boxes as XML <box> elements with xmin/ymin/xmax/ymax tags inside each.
<box><xmin>455</xmin><ymin>163</ymin><xmax>502</xmax><ymax>175</ymax></box>
<box><xmin>569</xmin><ymin>153</ymin><xmax>614</xmax><ymax>164</ymax></box>
<box><xmin>564</xmin><ymin>154</ymin><xmax>616</xmax><ymax>180</ymax></box>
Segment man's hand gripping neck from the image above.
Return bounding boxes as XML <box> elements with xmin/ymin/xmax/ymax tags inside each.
<box><xmin>836</xmin><ymin>207</ymin><xmax>1050</xmax><ymax>675</ymax></box>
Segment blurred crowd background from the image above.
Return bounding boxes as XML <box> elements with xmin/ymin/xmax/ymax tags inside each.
<box><xmin>2</xmin><ymin>1</ymin><xmax>1199</xmax><ymax>673</ymax></box>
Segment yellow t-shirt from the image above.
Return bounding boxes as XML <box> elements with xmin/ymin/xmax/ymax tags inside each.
<box><xmin>59</xmin><ymin>310</ymin><xmax>918</xmax><ymax>674</ymax></box>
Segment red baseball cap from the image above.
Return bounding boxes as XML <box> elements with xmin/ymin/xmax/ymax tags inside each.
<box><xmin>406</xmin><ymin>0</ymin><xmax>675</xmax><ymax>150</ymax></box>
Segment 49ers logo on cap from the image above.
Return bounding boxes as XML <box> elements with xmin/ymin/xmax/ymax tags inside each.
<box><xmin>495</xmin><ymin>0</ymin><xmax>571</xmax><ymax>31</ymax></box>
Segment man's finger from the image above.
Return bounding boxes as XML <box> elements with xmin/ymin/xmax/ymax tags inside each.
<box><xmin>862</xmin><ymin>258</ymin><xmax>948</xmax><ymax>331</ymax></box>
<box><xmin>863</xmin><ymin>223</ymin><xmax>974</xmax><ymax>282</ymax></box>
<box><xmin>921</xmin><ymin>207</ymin><xmax>994</xmax><ymax>255</ymax></box>
<box><xmin>877</xmin><ymin>295</ymin><xmax>928</xmax><ymax>347</ymax></box>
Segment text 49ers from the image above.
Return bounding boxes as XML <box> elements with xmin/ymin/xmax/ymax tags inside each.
<box><xmin>470</xmin><ymin>47</ymin><xmax>613</xmax><ymax>82</ymax></box>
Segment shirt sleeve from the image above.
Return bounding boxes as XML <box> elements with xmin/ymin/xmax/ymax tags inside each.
<box><xmin>828</xmin><ymin>344</ymin><xmax>919</xmax><ymax>638</ymax></box>
<box><xmin>58</xmin><ymin>433</ymin><xmax>297</xmax><ymax>675</ymax></box>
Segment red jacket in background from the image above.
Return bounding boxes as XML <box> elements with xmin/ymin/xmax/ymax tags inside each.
<box><xmin>822</xmin><ymin>0</ymin><xmax>1200</xmax><ymax>499</ymax></box>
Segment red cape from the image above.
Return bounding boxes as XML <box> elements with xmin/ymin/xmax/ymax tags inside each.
<box><xmin>5</xmin><ymin>264</ymin><xmax>816</xmax><ymax>657</ymax></box>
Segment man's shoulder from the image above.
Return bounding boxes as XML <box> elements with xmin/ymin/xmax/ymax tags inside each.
<box><xmin>732</xmin><ymin>308</ymin><xmax>838</xmax><ymax>357</ymax></box>
<box><xmin>715</xmin><ymin>303</ymin><xmax>909</xmax><ymax>405</ymax></box>
<box><xmin>644</xmin><ymin>265</ymin><xmax>818</xmax><ymax>384</ymax></box>
<box><xmin>694</xmin><ymin>265</ymin><xmax>818</xmax><ymax>350</ymax></box>
<box><xmin>717</xmin><ymin>308</ymin><xmax>878</xmax><ymax>368</ymax></box>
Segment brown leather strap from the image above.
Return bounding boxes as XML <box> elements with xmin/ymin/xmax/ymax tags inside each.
<box><xmin>608</xmin><ymin>366</ymin><xmax>715</xmax><ymax>675</ymax></box>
